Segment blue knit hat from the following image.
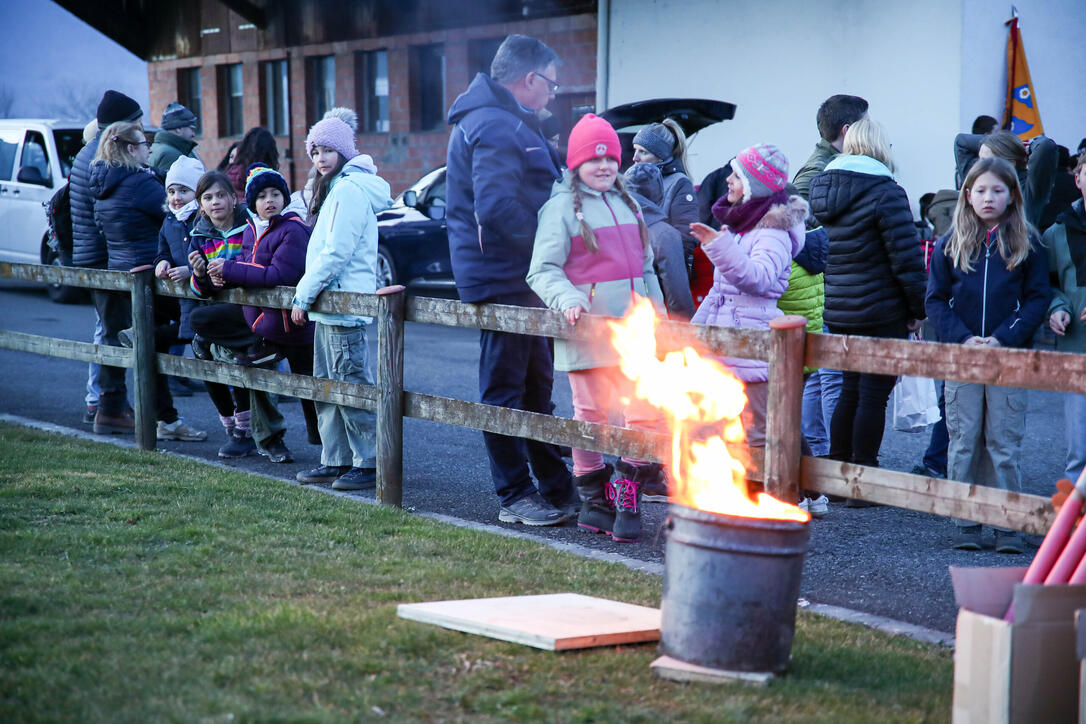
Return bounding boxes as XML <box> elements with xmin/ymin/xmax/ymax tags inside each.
<box><xmin>244</xmin><ymin>163</ymin><xmax>290</xmax><ymax>209</ymax></box>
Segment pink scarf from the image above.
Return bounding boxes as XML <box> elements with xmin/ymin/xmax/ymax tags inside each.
<box><xmin>712</xmin><ymin>190</ymin><xmax>790</xmax><ymax>235</ymax></box>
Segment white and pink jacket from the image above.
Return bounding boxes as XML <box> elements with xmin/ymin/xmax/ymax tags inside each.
<box><xmin>691</xmin><ymin>196</ymin><xmax>808</xmax><ymax>382</ymax></box>
<box><xmin>528</xmin><ymin>173</ymin><xmax>666</xmax><ymax>372</ymax></box>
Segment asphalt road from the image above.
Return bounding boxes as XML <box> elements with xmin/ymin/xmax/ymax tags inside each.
<box><xmin>0</xmin><ymin>280</ymin><xmax>1068</xmax><ymax>634</ymax></box>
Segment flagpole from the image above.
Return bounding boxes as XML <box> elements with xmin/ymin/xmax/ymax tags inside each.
<box><xmin>1003</xmin><ymin>11</ymin><xmax>1019</xmax><ymax>131</ymax></box>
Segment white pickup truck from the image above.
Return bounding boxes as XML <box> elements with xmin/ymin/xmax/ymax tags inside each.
<box><xmin>0</xmin><ymin>119</ymin><xmax>87</xmax><ymax>302</ymax></box>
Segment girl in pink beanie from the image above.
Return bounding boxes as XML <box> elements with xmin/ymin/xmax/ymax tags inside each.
<box><xmin>689</xmin><ymin>143</ymin><xmax>809</xmax><ymax>446</ymax></box>
<box><xmin>527</xmin><ymin>113</ymin><xmax>666</xmax><ymax>543</ymax></box>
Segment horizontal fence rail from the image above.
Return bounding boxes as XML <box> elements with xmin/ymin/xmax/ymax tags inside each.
<box><xmin>0</xmin><ymin>262</ymin><xmax>1064</xmax><ymax>532</ymax></box>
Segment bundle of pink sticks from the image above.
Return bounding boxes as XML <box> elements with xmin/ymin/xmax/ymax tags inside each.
<box><xmin>1005</xmin><ymin>469</ymin><xmax>1086</xmax><ymax>621</ymax></box>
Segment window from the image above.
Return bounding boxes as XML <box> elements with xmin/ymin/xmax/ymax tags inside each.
<box><xmin>0</xmin><ymin>128</ymin><xmax>20</xmax><ymax>181</ymax></box>
<box><xmin>177</xmin><ymin>67</ymin><xmax>202</xmax><ymax>136</ymax></box>
<box><xmin>52</xmin><ymin>129</ymin><xmax>82</xmax><ymax>178</ymax></box>
<box><xmin>261</xmin><ymin>59</ymin><xmax>290</xmax><ymax>136</ymax></box>
<box><xmin>356</xmin><ymin>50</ymin><xmax>389</xmax><ymax>133</ymax></box>
<box><xmin>410</xmin><ymin>43</ymin><xmax>445</xmax><ymax>132</ymax></box>
<box><xmin>18</xmin><ymin>131</ymin><xmax>51</xmax><ymax>185</ymax></box>
<box><xmin>468</xmin><ymin>38</ymin><xmax>504</xmax><ymax>78</ymax></box>
<box><xmin>306</xmin><ymin>55</ymin><xmax>335</xmax><ymax>126</ymax></box>
<box><xmin>217</xmin><ymin>63</ymin><xmax>243</xmax><ymax>137</ymax></box>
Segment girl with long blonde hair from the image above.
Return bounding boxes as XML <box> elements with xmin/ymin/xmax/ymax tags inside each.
<box><xmin>926</xmin><ymin>156</ymin><xmax>1050</xmax><ymax>552</ymax></box>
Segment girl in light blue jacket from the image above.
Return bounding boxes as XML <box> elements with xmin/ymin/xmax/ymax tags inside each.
<box><xmin>291</xmin><ymin>118</ymin><xmax>393</xmax><ymax>491</ymax></box>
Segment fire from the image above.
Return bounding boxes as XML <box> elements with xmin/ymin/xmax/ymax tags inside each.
<box><xmin>608</xmin><ymin>297</ymin><xmax>809</xmax><ymax>523</ymax></box>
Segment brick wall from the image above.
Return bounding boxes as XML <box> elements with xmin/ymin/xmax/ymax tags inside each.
<box><xmin>146</xmin><ymin>13</ymin><xmax>597</xmax><ymax>195</ymax></box>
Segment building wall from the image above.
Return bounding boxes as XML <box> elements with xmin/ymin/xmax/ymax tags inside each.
<box><xmin>147</xmin><ymin>13</ymin><xmax>596</xmax><ymax>195</ymax></box>
<box><xmin>603</xmin><ymin>0</ymin><xmax>965</xmax><ymax>209</ymax></box>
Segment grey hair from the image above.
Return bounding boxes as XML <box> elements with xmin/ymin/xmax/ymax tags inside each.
<box><xmin>490</xmin><ymin>34</ymin><xmax>560</xmax><ymax>84</ymax></box>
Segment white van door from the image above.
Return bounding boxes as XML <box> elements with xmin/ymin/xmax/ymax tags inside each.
<box><xmin>0</xmin><ymin>127</ymin><xmax>25</xmax><ymax>262</ymax></box>
<box><xmin>9</xmin><ymin>129</ymin><xmax>56</xmax><ymax>265</ymax></box>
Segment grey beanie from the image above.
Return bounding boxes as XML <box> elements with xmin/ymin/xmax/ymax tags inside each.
<box><xmin>161</xmin><ymin>102</ymin><xmax>198</xmax><ymax>131</ymax></box>
<box><xmin>633</xmin><ymin>123</ymin><xmax>675</xmax><ymax>163</ymax></box>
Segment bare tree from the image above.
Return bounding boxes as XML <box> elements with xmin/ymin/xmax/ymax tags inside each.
<box><xmin>0</xmin><ymin>84</ymin><xmax>15</xmax><ymax>118</ymax></box>
<box><xmin>45</xmin><ymin>82</ymin><xmax>101</xmax><ymax>122</ymax></box>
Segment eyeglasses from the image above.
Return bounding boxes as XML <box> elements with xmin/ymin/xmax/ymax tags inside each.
<box><xmin>534</xmin><ymin>71</ymin><xmax>559</xmax><ymax>94</ymax></box>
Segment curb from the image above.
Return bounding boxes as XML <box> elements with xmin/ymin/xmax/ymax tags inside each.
<box><xmin>0</xmin><ymin>413</ymin><xmax>954</xmax><ymax>647</ymax></box>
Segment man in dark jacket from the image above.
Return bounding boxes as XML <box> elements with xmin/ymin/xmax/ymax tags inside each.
<box><xmin>149</xmin><ymin>102</ymin><xmax>200</xmax><ymax>179</ymax></box>
<box><xmin>445</xmin><ymin>34</ymin><xmax>573</xmax><ymax>526</ymax></box>
<box><xmin>70</xmin><ymin>90</ymin><xmax>143</xmax><ymax>433</ymax></box>
<box><xmin>792</xmin><ymin>95</ymin><xmax>869</xmax><ymax>201</ymax></box>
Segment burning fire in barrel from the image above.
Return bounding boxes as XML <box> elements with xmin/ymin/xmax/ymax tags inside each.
<box><xmin>608</xmin><ymin>299</ymin><xmax>811</xmax><ymax>675</ymax></box>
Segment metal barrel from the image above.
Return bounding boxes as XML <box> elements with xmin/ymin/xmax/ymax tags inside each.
<box><xmin>660</xmin><ymin>503</ymin><xmax>811</xmax><ymax>673</ymax></box>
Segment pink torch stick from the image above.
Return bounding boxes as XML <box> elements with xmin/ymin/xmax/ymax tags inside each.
<box><xmin>1069</xmin><ymin>539</ymin><xmax>1086</xmax><ymax>585</ymax></box>
<box><xmin>1004</xmin><ymin>469</ymin><xmax>1086</xmax><ymax>621</ymax></box>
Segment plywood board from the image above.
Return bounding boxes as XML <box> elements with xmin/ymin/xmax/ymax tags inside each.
<box><xmin>396</xmin><ymin>593</ymin><xmax>660</xmax><ymax>651</ymax></box>
<box><xmin>650</xmin><ymin>655</ymin><xmax>774</xmax><ymax>686</ymax></box>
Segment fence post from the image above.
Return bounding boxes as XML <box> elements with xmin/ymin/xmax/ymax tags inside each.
<box><xmin>376</xmin><ymin>285</ymin><xmax>406</xmax><ymax>507</ymax></box>
<box><xmin>129</xmin><ymin>266</ymin><xmax>157</xmax><ymax>451</ymax></box>
<box><xmin>764</xmin><ymin>315</ymin><xmax>807</xmax><ymax>504</ymax></box>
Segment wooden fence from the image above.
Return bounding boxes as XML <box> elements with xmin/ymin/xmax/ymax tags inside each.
<box><xmin>1</xmin><ymin>260</ymin><xmax>1080</xmax><ymax>535</ymax></box>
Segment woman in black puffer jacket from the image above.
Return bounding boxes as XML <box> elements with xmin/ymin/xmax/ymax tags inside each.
<box><xmin>809</xmin><ymin>118</ymin><xmax>926</xmax><ymax>475</ymax></box>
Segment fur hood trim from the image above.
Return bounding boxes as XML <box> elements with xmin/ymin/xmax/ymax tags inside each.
<box><xmin>754</xmin><ymin>196</ymin><xmax>809</xmax><ymax>231</ymax></box>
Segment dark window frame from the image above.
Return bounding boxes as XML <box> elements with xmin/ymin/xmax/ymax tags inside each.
<box><xmin>410</xmin><ymin>43</ymin><xmax>446</xmax><ymax>133</ymax></box>
<box><xmin>176</xmin><ymin>67</ymin><xmax>203</xmax><ymax>137</ymax></box>
<box><xmin>260</xmin><ymin>58</ymin><xmax>290</xmax><ymax>136</ymax></box>
<box><xmin>305</xmin><ymin>55</ymin><xmax>336</xmax><ymax>127</ymax></box>
<box><xmin>355</xmin><ymin>49</ymin><xmax>390</xmax><ymax>134</ymax></box>
<box><xmin>216</xmin><ymin>63</ymin><xmax>243</xmax><ymax>138</ymax></box>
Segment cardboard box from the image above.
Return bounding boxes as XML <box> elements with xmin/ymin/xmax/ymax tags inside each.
<box><xmin>951</xmin><ymin>566</ymin><xmax>1086</xmax><ymax>724</ymax></box>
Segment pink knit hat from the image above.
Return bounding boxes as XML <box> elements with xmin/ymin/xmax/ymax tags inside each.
<box><xmin>305</xmin><ymin>117</ymin><xmax>359</xmax><ymax>160</ymax></box>
<box><xmin>566</xmin><ymin>113</ymin><xmax>620</xmax><ymax>170</ymax></box>
<box><xmin>731</xmin><ymin>143</ymin><xmax>789</xmax><ymax>202</ymax></box>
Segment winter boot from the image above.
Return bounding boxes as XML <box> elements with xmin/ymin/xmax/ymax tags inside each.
<box><xmin>610</xmin><ymin>460</ymin><xmax>645</xmax><ymax>543</ymax></box>
<box><xmin>574</xmin><ymin>464</ymin><xmax>615</xmax><ymax>535</ymax></box>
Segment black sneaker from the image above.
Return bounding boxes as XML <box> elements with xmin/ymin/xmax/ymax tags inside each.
<box><xmin>498</xmin><ymin>492</ymin><xmax>571</xmax><ymax>526</ymax></box>
<box><xmin>191</xmin><ymin>335</ymin><xmax>213</xmax><ymax>361</ymax></box>
<box><xmin>235</xmin><ymin>341</ymin><xmax>285</xmax><ymax>368</ymax></box>
<box><xmin>297</xmin><ymin>465</ymin><xmax>351</xmax><ymax>484</ymax></box>
<box><xmin>953</xmin><ymin>524</ymin><xmax>983</xmax><ymax>551</ymax></box>
<box><xmin>331</xmin><ymin>467</ymin><xmax>377</xmax><ymax>491</ymax></box>
<box><xmin>258</xmin><ymin>437</ymin><xmax>293</xmax><ymax>464</ymax></box>
<box><xmin>117</xmin><ymin>328</ymin><xmax>135</xmax><ymax>348</ymax></box>
<box><xmin>994</xmin><ymin>530</ymin><xmax>1025</xmax><ymax>554</ymax></box>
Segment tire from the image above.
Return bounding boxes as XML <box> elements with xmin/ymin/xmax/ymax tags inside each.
<box><xmin>376</xmin><ymin>246</ymin><xmax>398</xmax><ymax>289</ymax></box>
<box><xmin>43</xmin><ymin>242</ymin><xmax>85</xmax><ymax>304</ymax></box>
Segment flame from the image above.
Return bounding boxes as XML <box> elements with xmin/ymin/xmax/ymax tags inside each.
<box><xmin>608</xmin><ymin>297</ymin><xmax>809</xmax><ymax>523</ymax></box>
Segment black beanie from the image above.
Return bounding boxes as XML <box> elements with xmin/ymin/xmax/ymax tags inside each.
<box><xmin>96</xmin><ymin>90</ymin><xmax>143</xmax><ymax>126</ymax></box>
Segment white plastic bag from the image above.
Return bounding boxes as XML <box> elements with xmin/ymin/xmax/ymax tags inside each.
<box><xmin>892</xmin><ymin>375</ymin><xmax>941</xmax><ymax>432</ymax></box>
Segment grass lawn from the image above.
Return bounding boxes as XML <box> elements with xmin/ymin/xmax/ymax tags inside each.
<box><xmin>0</xmin><ymin>423</ymin><xmax>952</xmax><ymax>722</ymax></box>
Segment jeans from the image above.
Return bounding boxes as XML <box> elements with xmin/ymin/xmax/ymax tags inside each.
<box><xmin>922</xmin><ymin>380</ymin><xmax>949</xmax><ymax>476</ymax></box>
<box><xmin>946</xmin><ymin>381</ymin><xmax>1026</xmax><ymax>530</ymax></box>
<box><xmin>478</xmin><ymin>290</ymin><xmax>572</xmax><ymax>508</ymax></box>
<box><xmin>827</xmin><ymin>319</ymin><xmax>908</xmax><ymax>466</ymax></box>
<box><xmin>90</xmin><ymin>288</ymin><xmax>131</xmax><ymax>415</ymax></box>
<box><xmin>1065</xmin><ymin>393</ymin><xmax>1086</xmax><ymax>481</ymax></box>
<box><xmin>313</xmin><ymin>323</ymin><xmax>376</xmax><ymax>468</ymax></box>
<box><xmin>801</xmin><ymin>365</ymin><xmax>843</xmax><ymax>457</ymax></box>
<box><xmin>85</xmin><ymin>313</ymin><xmax>104</xmax><ymax>407</ymax></box>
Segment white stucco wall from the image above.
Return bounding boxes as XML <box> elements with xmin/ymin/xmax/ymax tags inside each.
<box><xmin>603</xmin><ymin>0</ymin><xmax>1086</xmax><ymax>211</ymax></box>
<box><xmin>960</xmin><ymin>0</ymin><xmax>1086</xmax><ymax>150</ymax></box>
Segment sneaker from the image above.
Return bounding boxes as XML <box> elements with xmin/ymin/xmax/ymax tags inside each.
<box><xmin>157</xmin><ymin>419</ymin><xmax>208</xmax><ymax>442</ymax></box>
<box><xmin>93</xmin><ymin>408</ymin><xmax>135</xmax><ymax>435</ymax></box>
<box><xmin>218</xmin><ymin>430</ymin><xmax>256</xmax><ymax>458</ymax></box>
<box><xmin>640</xmin><ymin>463</ymin><xmax>669</xmax><ymax>503</ymax></box>
<box><xmin>234</xmin><ymin>341</ymin><xmax>285</xmax><ymax>368</ymax></box>
<box><xmin>117</xmin><ymin>328</ymin><xmax>135</xmax><ymax>349</ymax></box>
<box><xmin>994</xmin><ymin>530</ymin><xmax>1025</xmax><ymax>554</ymax></box>
<box><xmin>258</xmin><ymin>437</ymin><xmax>293</xmax><ymax>464</ymax></box>
<box><xmin>191</xmin><ymin>335</ymin><xmax>212</xmax><ymax>361</ymax></box>
<box><xmin>83</xmin><ymin>405</ymin><xmax>98</xmax><ymax>424</ymax></box>
<box><xmin>498</xmin><ymin>492</ymin><xmax>571</xmax><ymax>526</ymax></box>
<box><xmin>799</xmin><ymin>496</ymin><xmax>830</xmax><ymax>518</ymax></box>
<box><xmin>953</xmin><ymin>524</ymin><xmax>983</xmax><ymax>551</ymax></box>
<box><xmin>910</xmin><ymin>464</ymin><xmax>945</xmax><ymax>479</ymax></box>
<box><xmin>331</xmin><ymin>467</ymin><xmax>377</xmax><ymax>490</ymax></box>
<box><xmin>297</xmin><ymin>465</ymin><xmax>351</xmax><ymax>484</ymax></box>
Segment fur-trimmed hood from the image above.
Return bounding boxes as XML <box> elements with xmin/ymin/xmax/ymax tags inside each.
<box><xmin>754</xmin><ymin>195</ymin><xmax>809</xmax><ymax>231</ymax></box>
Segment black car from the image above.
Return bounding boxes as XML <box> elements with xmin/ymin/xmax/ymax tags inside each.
<box><xmin>376</xmin><ymin>166</ymin><xmax>454</xmax><ymax>294</ymax></box>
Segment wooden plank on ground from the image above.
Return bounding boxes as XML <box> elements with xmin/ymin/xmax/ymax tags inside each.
<box><xmin>396</xmin><ymin>593</ymin><xmax>661</xmax><ymax>651</ymax></box>
<box><xmin>801</xmin><ymin>456</ymin><xmax>1054</xmax><ymax>534</ymax></box>
<box><xmin>650</xmin><ymin>655</ymin><xmax>774</xmax><ymax>686</ymax></box>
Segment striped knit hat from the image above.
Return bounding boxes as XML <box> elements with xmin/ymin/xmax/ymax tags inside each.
<box><xmin>244</xmin><ymin>163</ymin><xmax>290</xmax><ymax>209</ymax></box>
<box><xmin>731</xmin><ymin>144</ymin><xmax>789</xmax><ymax>202</ymax></box>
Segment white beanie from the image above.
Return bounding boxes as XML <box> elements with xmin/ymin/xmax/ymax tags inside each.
<box><xmin>164</xmin><ymin>155</ymin><xmax>206</xmax><ymax>192</ymax></box>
